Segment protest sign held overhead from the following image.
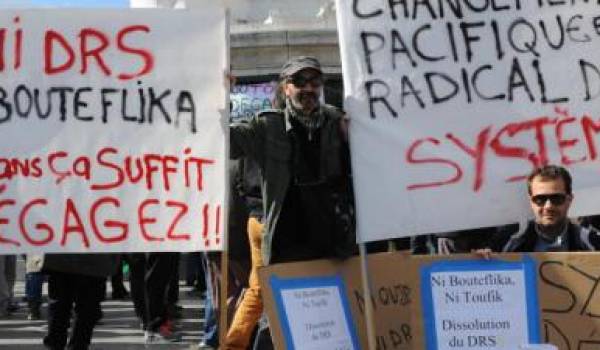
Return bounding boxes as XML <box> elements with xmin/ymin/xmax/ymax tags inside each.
<box><xmin>0</xmin><ymin>7</ymin><xmax>228</xmax><ymax>253</ymax></box>
<box><xmin>336</xmin><ymin>1</ymin><xmax>600</xmax><ymax>241</ymax></box>
<box><xmin>230</xmin><ymin>82</ymin><xmax>276</xmax><ymax>121</ymax></box>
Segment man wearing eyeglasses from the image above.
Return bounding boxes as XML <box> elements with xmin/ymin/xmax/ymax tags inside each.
<box><xmin>501</xmin><ymin>165</ymin><xmax>600</xmax><ymax>252</ymax></box>
<box><xmin>231</xmin><ymin>55</ymin><xmax>353</xmax><ymax>265</ymax></box>
<box><xmin>226</xmin><ymin>56</ymin><xmax>355</xmax><ymax>350</ymax></box>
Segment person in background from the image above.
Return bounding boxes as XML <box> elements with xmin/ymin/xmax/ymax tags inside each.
<box><xmin>42</xmin><ymin>253</ymin><xmax>118</xmax><ymax>350</ymax></box>
<box><xmin>577</xmin><ymin>214</ymin><xmax>600</xmax><ymax>233</ymax></box>
<box><xmin>110</xmin><ymin>255</ymin><xmax>129</xmax><ymax>300</ymax></box>
<box><xmin>166</xmin><ymin>253</ymin><xmax>183</xmax><ymax>320</ymax></box>
<box><xmin>25</xmin><ymin>254</ymin><xmax>45</xmax><ymax>320</ymax></box>
<box><xmin>197</xmin><ymin>253</ymin><xmax>248</xmax><ymax>349</ymax></box>
<box><xmin>221</xmin><ymin>75</ymin><xmax>281</xmax><ymax>350</ymax></box>
<box><xmin>196</xmin><ymin>252</ymin><xmax>220</xmax><ymax>350</ymax></box>
<box><xmin>195</xmin><ymin>151</ymin><xmax>253</xmax><ymax>350</ymax></box>
<box><xmin>222</xmin><ymin>148</ymin><xmax>264</xmax><ymax>350</ymax></box>
<box><xmin>4</xmin><ymin>255</ymin><xmax>17</xmax><ymax>313</ymax></box>
<box><xmin>127</xmin><ymin>253</ymin><xmax>148</xmax><ymax>331</ymax></box>
<box><xmin>143</xmin><ymin>252</ymin><xmax>181</xmax><ymax>343</ymax></box>
<box><xmin>185</xmin><ymin>252</ymin><xmax>205</xmax><ymax>296</ymax></box>
<box><xmin>0</xmin><ymin>256</ymin><xmax>9</xmax><ymax>318</ymax></box>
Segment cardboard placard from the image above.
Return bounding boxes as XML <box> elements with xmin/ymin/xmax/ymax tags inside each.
<box><xmin>0</xmin><ymin>7</ymin><xmax>228</xmax><ymax>253</ymax></box>
<box><xmin>413</xmin><ymin>253</ymin><xmax>600</xmax><ymax>350</ymax></box>
<box><xmin>261</xmin><ymin>252</ymin><xmax>600</xmax><ymax>350</ymax></box>
<box><xmin>259</xmin><ymin>253</ymin><xmax>416</xmax><ymax>350</ymax></box>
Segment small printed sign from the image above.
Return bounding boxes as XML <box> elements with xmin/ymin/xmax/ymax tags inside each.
<box><xmin>420</xmin><ymin>258</ymin><xmax>540</xmax><ymax>350</ymax></box>
<box><xmin>270</xmin><ymin>275</ymin><xmax>360</xmax><ymax>350</ymax></box>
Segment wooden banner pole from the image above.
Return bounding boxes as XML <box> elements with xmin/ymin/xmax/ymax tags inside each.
<box><xmin>359</xmin><ymin>242</ymin><xmax>377</xmax><ymax>350</ymax></box>
<box><xmin>219</xmin><ymin>251</ymin><xmax>229</xmax><ymax>346</ymax></box>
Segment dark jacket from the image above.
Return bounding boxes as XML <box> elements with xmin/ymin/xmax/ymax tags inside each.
<box><xmin>230</xmin><ymin>104</ymin><xmax>352</xmax><ymax>264</ymax></box>
<box><xmin>227</xmin><ymin>157</ymin><xmax>252</xmax><ymax>261</ymax></box>
<box><xmin>43</xmin><ymin>253</ymin><xmax>119</xmax><ymax>278</ymax></box>
<box><xmin>501</xmin><ymin>221</ymin><xmax>600</xmax><ymax>252</ymax></box>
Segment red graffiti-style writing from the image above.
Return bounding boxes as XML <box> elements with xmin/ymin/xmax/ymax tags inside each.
<box><xmin>62</xmin><ymin>198</ymin><xmax>90</xmax><ymax>248</ymax></box>
<box><xmin>44</xmin><ymin>30</ymin><xmax>75</xmax><ymax>75</ymax></box>
<box><xmin>405</xmin><ymin>138</ymin><xmax>462</xmax><ymax>190</ymax></box>
<box><xmin>213</xmin><ymin>205</ymin><xmax>220</xmax><ymax>246</ymax></box>
<box><xmin>19</xmin><ymin>198</ymin><xmax>53</xmax><ymax>246</ymax></box>
<box><xmin>0</xmin><ymin>199</ymin><xmax>20</xmax><ymax>246</ymax></box>
<box><xmin>79</xmin><ymin>28</ymin><xmax>111</xmax><ymax>76</ymax></box>
<box><xmin>447</xmin><ymin>127</ymin><xmax>491</xmax><ymax>192</ymax></box>
<box><xmin>406</xmin><ymin>108</ymin><xmax>600</xmax><ymax>191</ymax></box>
<box><xmin>139</xmin><ymin>198</ymin><xmax>162</xmax><ymax>242</ymax></box>
<box><xmin>202</xmin><ymin>203</ymin><xmax>209</xmax><ymax>246</ymax></box>
<box><xmin>13</xmin><ymin>16</ymin><xmax>21</xmax><ymax>70</ymax></box>
<box><xmin>0</xmin><ymin>147</ymin><xmax>215</xmax><ymax>193</ymax></box>
<box><xmin>165</xmin><ymin>200</ymin><xmax>190</xmax><ymax>241</ymax></box>
<box><xmin>116</xmin><ymin>25</ymin><xmax>154</xmax><ymax>80</ymax></box>
<box><xmin>0</xmin><ymin>196</ymin><xmax>221</xmax><ymax>248</ymax></box>
<box><xmin>90</xmin><ymin>197</ymin><xmax>127</xmax><ymax>243</ymax></box>
<box><xmin>44</xmin><ymin>25</ymin><xmax>154</xmax><ymax>80</ymax></box>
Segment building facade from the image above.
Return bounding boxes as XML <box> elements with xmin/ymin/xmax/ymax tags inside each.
<box><xmin>4</xmin><ymin>0</ymin><xmax>345</xmax><ymax>115</ymax></box>
<box><xmin>133</xmin><ymin>0</ymin><xmax>344</xmax><ymax>113</ymax></box>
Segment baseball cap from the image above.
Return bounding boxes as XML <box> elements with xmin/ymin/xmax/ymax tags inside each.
<box><xmin>280</xmin><ymin>56</ymin><xmax>322</xmax><ymax>78</ymax></box>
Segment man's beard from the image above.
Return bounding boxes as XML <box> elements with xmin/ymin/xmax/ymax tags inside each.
<box><xmin>290</xmin><ymin>91</ymin><xmax>320</xmax><ymax>114</ymax></box>
<box><xmin>536</xmin><ymin>218</ymin><xmax>567</xmax><ymax>239</ymax></box>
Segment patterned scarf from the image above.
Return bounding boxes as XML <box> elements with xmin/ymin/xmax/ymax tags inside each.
<box><xmin>286</xmin><ymin>98</ymin><xmax>324</xmax><ymax>140</ymax></box>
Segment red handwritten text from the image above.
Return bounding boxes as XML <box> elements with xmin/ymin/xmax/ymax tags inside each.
<box><xmin>406</xmin><ymin>107</ymin><xmax>598</xmax><ymax>191</ymax></box>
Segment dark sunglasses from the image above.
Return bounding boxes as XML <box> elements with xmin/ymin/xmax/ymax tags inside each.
<box><xmin>531</xmin><ymin>193</ymin><xmax>568</xmax><ymax>206</ymax></box>
<box><xmin>289</xmin><ymin>74</ymin><xmax>323</xmax><ymax>88</ymax></box>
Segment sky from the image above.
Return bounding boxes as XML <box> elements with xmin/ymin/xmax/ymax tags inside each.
<box><xmin>0</xmin><ymin>0</ymin><xmax>129</xmax><ymax>7</ymax></box>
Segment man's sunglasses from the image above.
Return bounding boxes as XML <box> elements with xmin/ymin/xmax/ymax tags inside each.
<box><xmin>288</xmin><ymin>74</ymin><xmax>323</xmax><ymax>88</ymax></box>
<box><xmin>531</xmin><ymin>193</ymin><xmax>568</xmax><ymax>206</ymax></box>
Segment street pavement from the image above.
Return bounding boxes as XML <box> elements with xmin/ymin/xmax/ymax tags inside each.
<box><xmin>0</xmin><ymin>279</ymin><xmax>206</xmax><ymax>349</ymax></box>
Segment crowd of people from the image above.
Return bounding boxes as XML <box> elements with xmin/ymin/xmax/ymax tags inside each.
<box><xmin>0</xmin><ymin>55</ymin><xmax>598</xmax><ymax>350</ymax></box>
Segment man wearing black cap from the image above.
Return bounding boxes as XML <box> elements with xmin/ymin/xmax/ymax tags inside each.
<box><xmin>226</xmin><ymin>56</ymin><xmax>355</xmax><ymax>349</ymax></box>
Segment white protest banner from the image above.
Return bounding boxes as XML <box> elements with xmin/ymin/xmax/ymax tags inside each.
<box><xmin>420</xmin><ymin>259</ymin><xmax>540</xmax><ymax>350</ymax></box>
<box><xmin>0</xmin><ymin>7</ymin><xmax>228</xmax><ymax>253</ymax></box>
<box><xmin>335</xmin><ymin>1</ymin><xmax>600</xmax><ymax>241</ymax></box>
